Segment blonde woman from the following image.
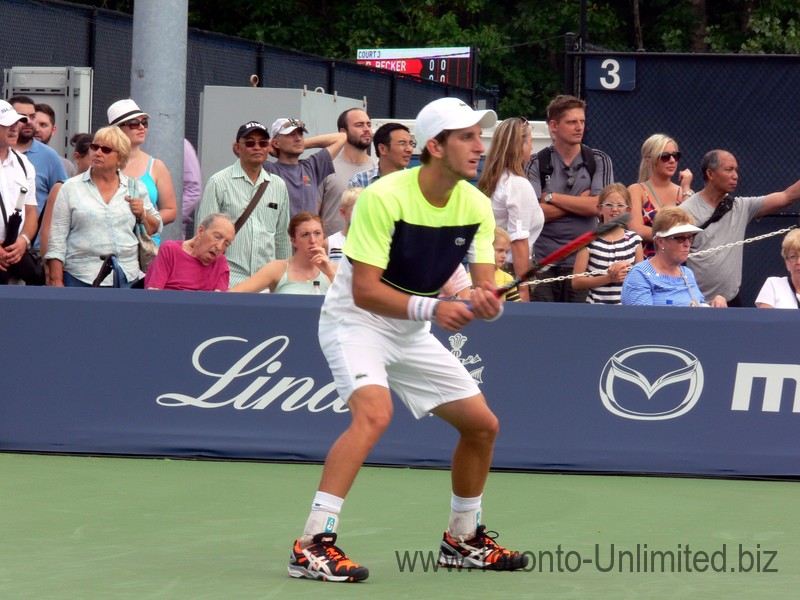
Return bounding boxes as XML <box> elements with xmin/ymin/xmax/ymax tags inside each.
<box><xmin>628</xmin><ymin>134</ymin><xmax>693</xmax><ymax>257</ymax></box>
<box><xmin>755</xmin><ymin>229</ymin><xmax>800</xmax><ymax>308</ymax></box>
<box><xmin>478</xmin><ymin>117</ymin><xmax>543</xmax><ymax>301</ymax></box>
<box><xmin>46</xmin><ymin>126</ymin><xmax>162</xmax><ymax>287</ymax></box>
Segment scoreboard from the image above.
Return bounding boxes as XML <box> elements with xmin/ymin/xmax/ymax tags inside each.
<box><xmin>356</xmin><ymin>47</ymin><xmax>473</xmax><ymax>88</ymax></box>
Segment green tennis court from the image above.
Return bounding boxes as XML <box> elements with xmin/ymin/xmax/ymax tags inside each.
<box><xmin>2</xmin><ymin>453</ymin><xmax>798</xmax><ymax>599</ymax></box>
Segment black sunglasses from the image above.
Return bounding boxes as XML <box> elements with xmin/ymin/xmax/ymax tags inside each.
<box><xmin>89</xmin><ymin>143</ymin><xmax>116</xmax><ymax>154</ymax></box>
<box><xmin>658</xmin><ymin>151</ymin><xmax>681</xmax><ymax>162</ymax></box>
<box><xmin>668</xmin><ymin>234</ymin><xmax>696</xmax><ymax>243</ymax></box>
<box><xmin>241</xmin><ymin>138</ymin><xmax>269</xmax><ymax>148</ymax></box>
<box><xmin>122</xmin><ymin>118</ymin><xmax>149</xmax><ymax>129</ymax></box>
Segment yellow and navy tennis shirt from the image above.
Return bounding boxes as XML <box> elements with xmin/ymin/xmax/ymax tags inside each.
<box><xmin>343</xmin><ymin>167</ymin><xmax>495</xmax><ymax>297</ymax></box>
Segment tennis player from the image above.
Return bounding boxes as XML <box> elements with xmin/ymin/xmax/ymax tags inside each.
<box><xmin>288</xmin><ymin>97</ymin><xmax>529</xmax><ymax>582</ymax></box>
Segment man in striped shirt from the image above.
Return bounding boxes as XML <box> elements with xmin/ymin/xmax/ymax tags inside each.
<box><xmin>195</xmin><ymin>121</ymin><xmax>291</xmax><ymax>287</ymax></box>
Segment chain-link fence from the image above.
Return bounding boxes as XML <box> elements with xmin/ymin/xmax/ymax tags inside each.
<box><xmin>0</xmin><ymin>0</ymin><xmax>494</xmax><ymax>147</ymax></box>
<box><xmin>576</xmin><ymin>50</ymin><xmax>800</xmax><ymax>306</ymax></box>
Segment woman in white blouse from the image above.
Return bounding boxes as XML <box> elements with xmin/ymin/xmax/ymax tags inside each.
<box><xmin>46</xmin><ymin>126</ymin><xmax>161</xmax><ymax>287</ymax></box>
<box><xmin>478</xmin><ymin>117</ymin><xmax>544</xmax><ymax>301</ymax></box>
<box><xmin>756</xmin><ymin>229</ymin><xmax>800</xmax><ymax>308</ymax></box>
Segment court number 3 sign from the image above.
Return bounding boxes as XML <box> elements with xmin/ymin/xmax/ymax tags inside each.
<box><xmin>586</xmin><ymin>57</ymin><xmax>635</xmax><ymax>91</ymax></box>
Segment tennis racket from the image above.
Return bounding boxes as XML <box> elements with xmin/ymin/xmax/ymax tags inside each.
<box><xmin>495</xmin><ymin>213</ymin><xmax>632</xmax><ymax>296</ymax></box>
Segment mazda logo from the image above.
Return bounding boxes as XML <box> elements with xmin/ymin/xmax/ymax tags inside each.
<box><xmin>599</xmin><ymin>345</ymin><xmax>704</xmax><ymax>420</ymax></box>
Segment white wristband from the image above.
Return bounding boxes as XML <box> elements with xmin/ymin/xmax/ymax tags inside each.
<box><xmin>407</xmin><ymin>295</ymin><xmax>440</xmax><ymax>322</ymax></box>
<box><xmin>484</xmin><ymin>302</ymin><xmax>505</xmax><ymax>322</ymax></box>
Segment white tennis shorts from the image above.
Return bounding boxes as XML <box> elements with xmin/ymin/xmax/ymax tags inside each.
<box><xmin>318</xmin><ymin>319</ymin><xmax>480</xmax><ymax>419</ymax></box>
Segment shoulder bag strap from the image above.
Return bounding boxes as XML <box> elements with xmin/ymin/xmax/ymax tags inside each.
<box><xmin>0</xmin><ymin>190</ymin><xmax>7</xmax><ymax>227</ymax></box>
<box><xmin>234</xmin><ymin>179</ymin><xmax>269</xmax><ymax>233</ymax></box>
<box><xmin>788</xmin><ymin>277</ymin><xmax>800</xmax><ymax>309</ymax></box>
<box><xmin>699</xmin><ymin>195</ymin><xmax>735</xmax><ymax>229</ymax></box>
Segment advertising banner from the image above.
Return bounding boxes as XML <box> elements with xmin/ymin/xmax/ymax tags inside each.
<box><xmin>2</xmin><ymin>288</ymin><xmax>798</xmax><ymax>477</ymax></box>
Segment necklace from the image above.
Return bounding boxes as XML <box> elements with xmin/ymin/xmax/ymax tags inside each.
<box><xmin>288</xmin><ymin>258</ymin><xmax>318</xmax><ymax>282</ymax></box>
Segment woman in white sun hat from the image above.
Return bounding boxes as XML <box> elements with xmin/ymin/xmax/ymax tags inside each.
<box><xmin>622</xmin><ymin>206</ymin><xmax>727</xmax><ymax>307</ymax></box>
<box><xmin>108</xmin><ymin>98</ymin><xmax>177</xmax><ymax>244</ymax></box>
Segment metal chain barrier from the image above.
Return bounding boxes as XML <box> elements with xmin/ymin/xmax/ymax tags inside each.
<box><xmin>521</xmin><ymin>224</ymin><xmax>797</xmax><ymax>288</ymax></box>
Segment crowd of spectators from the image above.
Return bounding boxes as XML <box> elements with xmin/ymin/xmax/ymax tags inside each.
<box><xmin>0</xmin><ymin>93</ymin><xmax>797</xmax><ymax>308</ymax></box>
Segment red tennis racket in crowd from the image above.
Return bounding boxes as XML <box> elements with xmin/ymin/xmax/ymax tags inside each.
<box><xmin>495</xmin><ymin>213</ymin><xmax>632</xmax><ymax>297</ymax></box>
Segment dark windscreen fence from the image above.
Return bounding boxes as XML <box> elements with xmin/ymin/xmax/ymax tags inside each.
<box><xmin>1</xmin><ymin>0</ymin><xmax>495</xmax><ymax>145</ymax></box>
<box><xmin>576</xmin><ymin>50</ymin><xmax>800</xmax><ymax>306</ymax></box>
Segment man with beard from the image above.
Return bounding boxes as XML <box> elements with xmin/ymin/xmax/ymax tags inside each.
<box><xmin>319</xmin><ymin>108</ymin><xmax>378</xmax><ymax>236</ymax></box>
<box><xmin>9</xmin><ymin>96</ymin><xmax>67</xmax><ymax>220</ymax></box>
<box><xmin>264</xmin><ymin>117</ymin><xmax>345</xmax><ymax>217</ymax></box>
<box><xmin>33</xmin><ymin>103</ymin><xmax>76</xmax><ymax>178</ymax></box>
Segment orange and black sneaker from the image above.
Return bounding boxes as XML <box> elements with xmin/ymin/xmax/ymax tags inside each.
<box><xmin>438</xmin><ymin>525</ymin><xmax>529</xmax><ymax>571</ymax></box>
<box><xmin>288</xmin><ymin>532</ymin><xmax>369</xmax><ymax>582</ymax></box>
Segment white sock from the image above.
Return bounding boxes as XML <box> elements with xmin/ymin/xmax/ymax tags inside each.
<box><xmin>448</xmin><ymin>493</ymin><xmax>482</xmax><ymax>539</ymax></box>
<box><xmin>300</xmin><ymin>491</ymin><xmax>344</xmax><ymax>546</ymax></box>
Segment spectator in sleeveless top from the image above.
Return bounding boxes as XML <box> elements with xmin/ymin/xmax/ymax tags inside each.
<box><xmin>572</xmin><ymin>183</ymin><xmax>643</xmax><ymax>304</ymax></box>
<box><xmin>108</xmin><ymin>99</ymin><xmax>177</xmax><ymax>243</ymax></box>
<box><xmin>628</xmin><ymin>134</ymin><xmax>694</xmax><ymax>258</ymax></box>
<box><xmin>755</xmin><ymin>229</ymin><xmax>800</xmax><ymax>308</ymax></box>
<box><xmin>230</xmin><ymin>212</ymin><xmax>336</xmax><ymax>294</ymax></box>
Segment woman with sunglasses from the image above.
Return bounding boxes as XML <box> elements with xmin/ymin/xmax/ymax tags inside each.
<box><xmin>108</xmin><ymin>99</ymin><xmax>177</xmax><ymax>243</ymax></box>
<box><xmin>477</xmin><ymin>117</ymin><xmax>544</xmax><ymax>301</ymax></box>
<box><xmin>621</xmin><ymin>207</ymin><xmax>726</xmax><ymax>307</ymax></box>
<box><xmin>628</xmin><ymin>134</ymin><xmax>694</xmax><ymax>258</ymax></box>
<box><xmin>45</xmin><ymin>126</ymin><xmax>162</xmax><ymax>287</ymax></box>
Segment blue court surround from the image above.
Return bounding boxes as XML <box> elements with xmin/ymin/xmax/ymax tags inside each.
<box><xmin>2</xmin><ymin>287</ymin><xmax>798</xmax><ymax>477</ymax></box>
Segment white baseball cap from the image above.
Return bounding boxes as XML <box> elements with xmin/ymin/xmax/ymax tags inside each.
<box><xmin>414</xmin><ymin>97</ymin><xmax>497</xmax><ymax>150</ymax></box>
<box><xmin>654</xmin><ymin>223</ymin><xmax>703</xmax><ymax>238</ymax></box>
<box><xmin>0</xmin><ymin>100</ymin><xmax>28</xmax><ymax>126</ymax></box>
<box><xmin>270</xmin><ymin>118</ymin><xmax>308</xmax><ymax>138</ymax></box>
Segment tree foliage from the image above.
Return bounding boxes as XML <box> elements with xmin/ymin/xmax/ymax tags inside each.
<box><xmin>68</xmin><ymin>0</ymin><xmax>800</xmax><ymax>117</ymax></box>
